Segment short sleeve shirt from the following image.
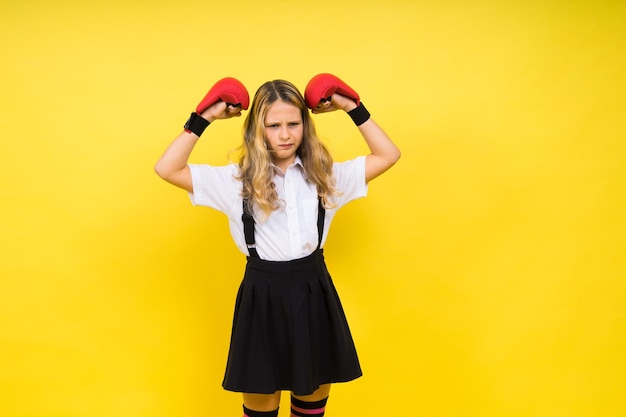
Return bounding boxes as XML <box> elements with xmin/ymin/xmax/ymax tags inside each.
<box><xmin>188</xmin><ymin>156</ymin><xmax>368</xmax><ymax>261</ymax></box>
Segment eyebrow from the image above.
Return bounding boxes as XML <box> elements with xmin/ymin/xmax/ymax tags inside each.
<box><xmin>264</xmin><ymin>119</ymin><xmax>302</xmax><ymax>125</ymax></box>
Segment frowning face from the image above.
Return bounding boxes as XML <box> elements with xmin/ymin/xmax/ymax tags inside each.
<box><xmin>264</xmin><ymin>100</ymin><xmax>303</xmax><ymax>171</ymax></box>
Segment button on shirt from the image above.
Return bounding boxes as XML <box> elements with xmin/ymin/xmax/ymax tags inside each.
<box><xmin>188</xmin><ymin>156</ymin><xmax>368</xmax><ymax>261</ymax></box>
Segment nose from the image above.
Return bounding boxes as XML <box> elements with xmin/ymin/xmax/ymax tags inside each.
<box><xmin>279</xmin><ymin>125</ymin><xmax>289</xmax><ymax>140</ymax></box>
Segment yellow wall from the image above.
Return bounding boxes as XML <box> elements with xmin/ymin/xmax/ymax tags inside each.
<box><xmin>1</xmin><ymin>1</ymin><xmax>625</xmax><ymax>416</ymax></box>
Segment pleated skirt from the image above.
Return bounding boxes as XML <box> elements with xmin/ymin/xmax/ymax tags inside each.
<box><xmin>222</xmin><ymin>249</ymin><xmax>362</xmax><ymax>396</ymax></box>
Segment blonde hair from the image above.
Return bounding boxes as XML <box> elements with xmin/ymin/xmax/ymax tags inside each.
<box><xmin>237</xmin><ymin>80</ymin><xmax>339</xmax><ymax>219</ymax></box>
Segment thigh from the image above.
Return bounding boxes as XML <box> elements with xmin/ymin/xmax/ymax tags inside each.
<box><xmin>243</xmin><ymin>391</ymin><xmax>282</xmax><ymax>412</ymax></box>
<box><xmin>292</xmin><ymin>384</ymin><xmax>331</xmax><ymax>402</ymax></box>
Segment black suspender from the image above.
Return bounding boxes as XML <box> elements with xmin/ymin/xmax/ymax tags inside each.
<box><xmin>315</xmin><ymin>198</ymin><xmax>325</xmax><ymax>248</ymax></box>
<box><xmin>242</xmin><ymin>198</ymin><xmax>326</xmax><ymax>259</ymax></box>
<box><xmin>241</xmin><ymin>200</ymin><xmax>259</xmax><ymax>258</ymax></box>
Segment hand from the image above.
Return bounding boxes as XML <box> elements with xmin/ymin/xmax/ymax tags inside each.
<box><xmin>311</xmin><ymin>93</ymin><xmax>358</xmax><ymax>114</ymax></box>
<box><xmin>304</xmin><ymin>73</ymin><xmax>361</xmax><ymax>113</ymax></box>
<box><xmin>195</xmin><ymin>77</ymin><xmax>250</xmax><ymax>122</ymax></box>
<box><xmin>199</xmin><ymin>101</ymin><xmax>244</xmax><ymax>122</ymax></box>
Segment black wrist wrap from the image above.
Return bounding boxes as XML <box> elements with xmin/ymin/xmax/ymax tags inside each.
<box><xmin>347</xmin><ymin>103</ymin><xmax>371</xmax><ymax>126</ymax></box>
<box><xmin>184</xmin><ymin>112</ymin><xmax>210</xmax><ymax>136</ymax></box>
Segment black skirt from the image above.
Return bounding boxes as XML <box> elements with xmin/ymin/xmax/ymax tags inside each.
<box><xmin>222</xmin><ymin>249</ymin><xmax>362</xmax><ymax>396</ymax></box>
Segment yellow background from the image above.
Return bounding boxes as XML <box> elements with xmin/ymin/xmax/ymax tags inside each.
<box><xmin>1</xmin><ymin>0</ymin><xmax>625</xmax><ymax>416</ymax></box>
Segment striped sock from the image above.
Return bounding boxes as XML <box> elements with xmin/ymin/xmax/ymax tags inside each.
<box><xmin>290</xmin><ymin>396</ymin><xmax>328</xmax><ymax>417</ymax></box>
<box><xmin>243</xmin><ymin>405</ymin><xmax>279</xmax><ymax>417</ymax></box>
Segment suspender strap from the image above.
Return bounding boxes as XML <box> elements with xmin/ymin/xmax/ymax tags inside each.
<box><xmin>317</xmin><ymin>198</ymin><xmax>325</xmax><ymax>248</ymax></box>
<box><xmin>242</xmin><ymin>199</ymin><xmax>259</xmax><ymax>258</ymax></box>
<box><xmin>242</xmin><ymin>197</ymin><xmax>326</xmax><ymax>259</ymax></box>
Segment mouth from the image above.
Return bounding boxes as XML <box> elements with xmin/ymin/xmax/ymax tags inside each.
<box><xmin>278</xmin><ymin>144</ymin><xmax>293</xmax><ymax>149</ymax></box>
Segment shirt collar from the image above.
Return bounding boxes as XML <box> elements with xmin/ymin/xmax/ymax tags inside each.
<box><xmin>293</xmin><ymin>156</ymin><xmax>304</xmax><ymax>169</ymax></box>
<box><xmin>271</xmin><ymin>156</ymin><xmax>306</xmax><ymax>177</ymax></box>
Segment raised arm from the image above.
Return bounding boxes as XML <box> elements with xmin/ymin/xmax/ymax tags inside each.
<box><xmin>154</xmin><ymin>129</ymin><xmax>201</xmax><ymax>193</ymax></box>
<box><xmin>154</xmin><ymin>78</ymin><xmax>249</xmax><ymax>192</ymax></box>
<box><xmin>332</xmin><ymin>96</ymin><xmax>400</xmax><ymax>183</ymax></box>
<box><xmin>304</xmin><ymin>74</ymin><xmax>400</xmax><ymax>183</ymax></box>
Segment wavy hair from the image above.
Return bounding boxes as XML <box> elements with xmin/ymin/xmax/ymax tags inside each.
<box><xmin>236</xmin><ymin>79</ymin><xmax>339</xmax><ymax>219</ymax></box>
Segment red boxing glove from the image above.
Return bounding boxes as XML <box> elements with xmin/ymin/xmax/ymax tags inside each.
<box><xmin>304</xmin><ymin>73</ymin><xmax>360</xmax><ymax>110</ymax></box>
<box><xmin>196</xmin><ymin>77</ymin><xmax>250</xmax><ymax>113</ymax></box>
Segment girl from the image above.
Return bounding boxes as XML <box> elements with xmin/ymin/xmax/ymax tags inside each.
<box><xmin>155</xmin><ymin>76</ymin><xmax>400</xmax><ymax>417</ymax></box>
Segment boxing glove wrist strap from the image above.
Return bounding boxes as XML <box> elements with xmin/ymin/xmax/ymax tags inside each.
<box><xmin>184</xmin><ymin>112</ymin><xmax>210</xmax><ymax>136</ymax></box>
<box><xmin>347</xmin><ymin>103</ymin><xmax>370</xmax><ymax>126</ymax></box>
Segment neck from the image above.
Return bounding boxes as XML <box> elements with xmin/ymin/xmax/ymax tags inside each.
<box><xmin>272</xmin><ymin>157</ymin><xmax>296</xmax><ymax>173</ymax></box>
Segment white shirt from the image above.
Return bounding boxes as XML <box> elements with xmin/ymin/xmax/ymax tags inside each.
<box><xmin>188</xmin><ymin>156</ymin><xmax>368</xmax><ymax>261</ymax></box>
